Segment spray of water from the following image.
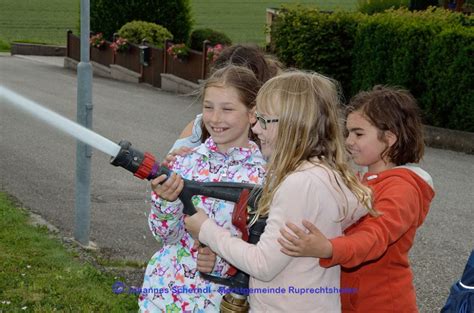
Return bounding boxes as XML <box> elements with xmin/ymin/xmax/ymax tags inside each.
<box><xmin>0</xmin><ymin>85</ymin><xmax>121</xmax><ymax>157</ymax></box>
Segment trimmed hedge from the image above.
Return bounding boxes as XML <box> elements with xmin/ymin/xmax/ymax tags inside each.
<box><xmin>117</xmin><ymin>21</ymin><xmax>172</xmax><ymax>49</ymax></box>
<box><xmin>422</xmin><ymin>26</ymin><xmax>474</xmax><ymax>130</ymax></box>
<box><xmin>271</xmin><ymin>6</ymin><xmax>364</xmax><ymax>98</ymax></box>
<box><xmin>188</xmin><ymin>28</ymin><xmax>232</xmax><ymax>51</ymax></box>
<box><xmin>91</xmin><ymin>0</ymin><xmax>192</xmax><ymax>43</ymax></box>
<box><xmin>271</xmin><ymin>7</ymin><xmax>473</xmax><ymax>131</ymax></box>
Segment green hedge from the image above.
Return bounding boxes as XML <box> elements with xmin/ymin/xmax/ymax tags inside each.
<box><xmin>271</xmin><ymin>6</ymin><xmax>364</xmax><ymax>98</ymax></box>
<box><xmin>271</xmin><ymin>7</ymin><xmax>474</xmax><ymax>131</ymax></box>
<box><xmin>422</xmin><ymin>26</ymin><xmax>474</xmax><ymax>130</ymax></box>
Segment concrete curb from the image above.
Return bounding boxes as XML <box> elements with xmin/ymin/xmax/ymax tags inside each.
<box><xmin>11</xmin><ymin>43</ymin><xmax>66</xmax><ymax>56</ymax></box>
<box><xmin>160</xmin><ymin>73</ymin><xmax>199</xmax><ymax>94</ymax></box>
<box><xmin>424</xmin><ymin>125</ymin><xmax>474</xmax><ymax>154</ymax></box>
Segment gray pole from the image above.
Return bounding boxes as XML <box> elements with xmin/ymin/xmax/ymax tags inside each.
<box><xmin>74</xmin><ymin>0</ymin><xmax>93</xmax><ymax>246</ymax></box>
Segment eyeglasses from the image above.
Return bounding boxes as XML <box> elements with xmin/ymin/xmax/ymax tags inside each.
<box><xmin>255</xmin><ymin>111</ymin><xmax>279</xmax><ymax>130</ymax></box>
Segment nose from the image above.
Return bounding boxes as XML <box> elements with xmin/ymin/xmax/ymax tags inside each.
<box><xmin>345</xmin><ymin>133</ymin><xmax>354</xmax><ymax>147</ymax></box>
<box><xmin>210</xmin><ymin>109</ymin><xmax>222</xmax><ymax>123</ymax></box>
<box><xmin>252</xmin><ymin>121</ymin><xmax>262</xmax><ymax>135</ymax></box>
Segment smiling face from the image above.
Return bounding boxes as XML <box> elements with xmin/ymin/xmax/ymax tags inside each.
<box><xmin>202</xmin><ymin>85</ymin><xmax>256</xmax><ymax>152</ymax></box>
<box><xmin>345</xmin><ymin>111</ymin><xmax>396</xmax><ymax>173</ymax></box>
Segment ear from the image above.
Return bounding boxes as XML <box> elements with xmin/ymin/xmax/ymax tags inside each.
<box><xmin>384</xmin><ymin>130</ymin><xmax>397</xmax><ymax>147</ymax></box>
<box><xmin>248</xmin><ymin>107</ymin><xmax>257</xmax><ymax>125</ymax></box>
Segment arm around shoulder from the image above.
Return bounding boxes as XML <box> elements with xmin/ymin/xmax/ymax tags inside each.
<box><xmin>320</xmin><ymin>180</ymin><xmax>421</xmax><ymax>268</ymax></box>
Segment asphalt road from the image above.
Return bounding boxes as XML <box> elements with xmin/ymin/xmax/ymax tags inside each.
<box><xmin>1</xmin><ymin>55</ymin><xmax>473</xmax><ymax>312</ymax></box>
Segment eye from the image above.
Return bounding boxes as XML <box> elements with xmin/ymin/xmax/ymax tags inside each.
<box><xmin>223</xmin><ymin>108</ymin><xmax>234</xmax><ymax>111</ymax></box>
<box><xmin>203</xmin><ymin>105</ymin><xmax>213</xmax><ymax>110</ymax></box>
<box><xmin>355</xmin><ymin>133</ymin><xmax>363</xmax><ymax>137</ymax></box>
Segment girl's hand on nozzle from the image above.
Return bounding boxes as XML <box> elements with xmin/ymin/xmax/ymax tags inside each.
<box><xmin>197</xmin><ymin>246</ymin><xmax>216</xmax><ymax>273</ymax></box>
<box><xmin>150</xmin><ymin>172</ymin><xmax>184</xmax><ymax>202</ymax></box>
<box><xmin>278</xmin><ymin>220</ymin><xmax>333</xmax><ymax>259</ymax></box>
<box><xmin>192</xmin><ymin>241</ymin><xmax>217</xmax><ymax>273</ymax></box>
<box><xmin>162</xmin><ymin>146</ymin><xmax>193</xmax><ymax>167</ymax></box>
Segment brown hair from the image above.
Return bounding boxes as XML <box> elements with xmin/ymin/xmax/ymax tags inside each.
<box><xmin>199</xmin><ymin>65</ymin><xmax>262</xmax><ymax>144</ymax></box>
<box><xmin>211</xmin><ymin>45</ymin><xmax>281</xmax><ymax>84</ymax></box>
<box><xmin>346</xmin><ymin>85</ymin><xmax>425</xmax><ymax>165</ymax></box>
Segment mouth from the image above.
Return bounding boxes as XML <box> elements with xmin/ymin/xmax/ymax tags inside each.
<box><xmin>348</xmin><ymin>150</ymin><xmax>359</xmax><ymax>157</ymax></box>
<box><xmin>211</xmin><ymin>127</ymin><xmax>228</xmax><ymax>133</ymax></box>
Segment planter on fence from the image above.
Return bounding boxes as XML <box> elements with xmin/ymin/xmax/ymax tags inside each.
<box><xmin>66</xmin><ymin>31</ymin><xmax>211</xmax><ymax>89</ymax></box>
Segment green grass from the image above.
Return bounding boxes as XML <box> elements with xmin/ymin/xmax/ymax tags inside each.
<box><xmin>0</xmin><ymin>38</ymin><xmax>10</xmax><ymax>51</ymax></box>
<box><xmin>0</xmin><ymin>0</ymin><xmax>355</xmax><ymax>51</ymax></box>
<box><xmin>191</xmin><ymin>0</ymin><xmax>357</xmax><ymax>44</ymax></box>
<box><xmin>0</xmin><ymin>192</ymin><xmax>138</xmax><ymax>311</ymax></box>
<box><xmin>0</xmin><ymin>0</ymin><xmax>79</xmax><ymax>49</ymax></box>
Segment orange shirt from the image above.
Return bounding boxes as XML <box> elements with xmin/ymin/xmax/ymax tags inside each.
<box><xmin>320</xmin><ymin>167</ymin><xmax>435</xmax><ymax>313</ymax></box>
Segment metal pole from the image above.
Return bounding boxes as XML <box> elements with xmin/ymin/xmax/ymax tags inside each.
<box><xmin>74</xmin><ymin>0</ymin><xmax>93</xmax><ymax>246</ymax></box>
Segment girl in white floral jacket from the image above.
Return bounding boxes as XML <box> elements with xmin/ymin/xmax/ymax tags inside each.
<box><xmin>139</xmin><ymin>65</ymin><xmax>266</xmax><ymax>313</ymax></box>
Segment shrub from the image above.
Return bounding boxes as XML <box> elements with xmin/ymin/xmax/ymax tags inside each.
<box><xmin>271</xmin><ymin>6</ymin><xmax>363</xmax><ymax>98</ymax></box>
<box><xmin>117</xmin><ymin>21</ymin><xmax>172</xmax><ymax>48</ymax></box>
<box><xmin>188</xmin><ymin>28</ymin><xmax>232</xmax><ymax>51</ymax></box>
<box><xmin>271</xmin><ymin>6</ymin><xmax>473</xmax><ymax>131</ymax></box>
<box><xmin>91</xmin><ymin>0</ymin><xmax>192</xmax><ymax>43</ymax></box>
<box><xmin>422</xmin><ymin>26</ymin><xmax>474</xmax><ymax>131</ymax></box>
<box><xmin>351</xmin><ymin>8</ymin><xmax>469</xmax><ymax>98</ymax></box>
<box><xmin>357</xmin><ymin>0</ymin><xmax>409</xmax><ymax>15</ymax></box>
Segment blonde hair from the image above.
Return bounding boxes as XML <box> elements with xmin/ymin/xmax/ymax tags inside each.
<box><xmin>254</xmin><ymin>71</ymin><xmax>375</xmax><ymax>220</ymax></box>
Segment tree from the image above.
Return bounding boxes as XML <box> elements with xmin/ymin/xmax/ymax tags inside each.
<box><xmin>91</xmin><ymin>0</ymin><xmax>192</xmax><ymax>43</ymax></box>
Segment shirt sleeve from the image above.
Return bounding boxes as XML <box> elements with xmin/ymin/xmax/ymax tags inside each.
<box><xmin>320</xmin><ymin>179</ymin><xmax>420</xmax><ymax>268</ymax></box>
<box><xmin>148</xmin><ymin>193</ymin><xmax>185</xmax><ymax>246</ymax></box>
<box><xmin>147</xmin><ymin>155</ymin><xmax>189</xmax><ymax>246</ymax></box>
<box><xmin>199</xmin><ymin>172</ymin><xmax>319</xmax><ymax>282</ymax></box>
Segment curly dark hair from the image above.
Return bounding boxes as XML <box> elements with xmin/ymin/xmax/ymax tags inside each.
<box><xmin>346</xmin><ymin>85</ymin><xmax>425</xmax><ymax>165</ymax></box>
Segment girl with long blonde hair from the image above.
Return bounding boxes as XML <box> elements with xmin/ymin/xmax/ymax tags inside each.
<box><xmin>185</xmin><ymin>70</ymin><xmax>377</xmax><ymax>312</ymax></box>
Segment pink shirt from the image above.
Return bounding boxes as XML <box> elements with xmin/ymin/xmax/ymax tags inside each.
<box><xmin>199</xmin><ymin>161</ymin><xmax>368</xmax><ymax>312</ymax></box>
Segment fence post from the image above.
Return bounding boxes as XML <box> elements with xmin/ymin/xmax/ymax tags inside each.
<box><xmin>266</xmin><ymin>8</ymin><xmax>279</xmax><ymax>47</ymax></box>
<box><xmin>163</xmin><ymin>39</ymin><xmax>171</xmax><ymax>74</ymax></box>
<box><xmin>67</xmin><ymin>30</ymin><xmax>72</xmax><ymax>58</ymax></box>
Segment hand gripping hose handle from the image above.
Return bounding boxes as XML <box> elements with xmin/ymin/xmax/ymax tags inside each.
<box><xmin>110</xmin><ymin>140</ymin><xmax>263</xmax><ymax>216</ymax></box>
<box><xmin>110</xmin><ymin>140</ymin><xmax>267</xmax><ymax>296</ymax></box>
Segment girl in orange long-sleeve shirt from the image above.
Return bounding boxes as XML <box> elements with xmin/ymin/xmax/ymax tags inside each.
<box><xmin>279</xmin><ymin>85</ymin><xmax>435</xmax><ymax>313</ymax></box>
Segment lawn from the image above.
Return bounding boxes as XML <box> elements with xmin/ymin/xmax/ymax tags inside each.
<box><xmin>0</xmin><ymin>192</ymin><xmax>138</xmax><ymax>311</ymax></box>
<box><xmin>191</xmin><ymin>0</ymin><xmax>357</xmax><ymax>44</ymax></box>
<box><xmin>0</xmin><ymin>0</ymin><xmax>79</xmax><ymax>50</ymax></box>
<box><xmin>0</xmin><ymin>0</ymin><xmax>356</xmax><ymax>51</ymax></box>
